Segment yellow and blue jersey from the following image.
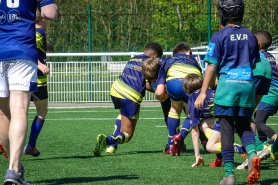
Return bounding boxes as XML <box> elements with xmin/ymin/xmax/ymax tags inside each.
<box><xmin>36</xmin><ymin>28</ymin><xmax>47</xmax><ymax>87</ymax></box>
<box><xmin>110</xmin><ymin>54</ymin><xmax>149</xmax><ymax>104</ymax></box>
<box><xmin>188</xmin><ymin>89</ymin><xmax>215</xmax><ymax>127</ymax></box>
<box><xmin>156</xmin><ymin>54</ymin><xmax>202</xmax><ymax>85</ymax></box>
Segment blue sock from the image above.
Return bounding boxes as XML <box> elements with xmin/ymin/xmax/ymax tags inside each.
<box><xmin>106</xmin><ymin>132</ymin><xmax>129</xmax><ymax>145</ymax></box>
<box><xmin>216</xmin><ymin>153</ymin><xmax>222</xmax><ymax>159</ymax></box>
<box><xmin>109</xmin><ymin>116</ymin><xmax>121</xmax><ymax>149</ymax></box>
<box><xmin>167</xmin><ymin>112</ymin><xmax>180</xmax><ymax>145</ymax></box>
<box><xmin>180</xmin><ymin>117</ymin><xmax>191</xmax><ymax>139</ymax></box>
<box><xmin>241</xmin><ymin>132</ymin><xmax>256</xmax><ymax>160</ymax></box>
<box><xmin>28</xmin><ymin>116</ymin><xmax>44</xmax><ymax>148</ymax></box>
<box><xmin>222</xmin><ymin>148</ymin><xmax>234</xmax><ymax>177</ymax></box>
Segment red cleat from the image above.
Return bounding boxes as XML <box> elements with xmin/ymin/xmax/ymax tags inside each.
<box><xmin>171</xmin><ymin>134</ymin><xmax>181</xmax><ymax>156</ymax></box>
<box><xmin>0</xmin><ymin>141</ymin><xmax>8</xmax><ymax>158</ymax></box>
<box><xmin>209</xmin><ymin>157</ymin><xmax>223</xmax><ymax>167</ymax></box>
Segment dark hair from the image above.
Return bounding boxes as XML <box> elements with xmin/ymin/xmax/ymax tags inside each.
<box><xmin>173</xmin><ymin>42</ymin><xmax>191</xmax><ymax>55</ymax></box>
<box><xmin>218</xmin><ymin>0</ymin><xmax>244</xmax><ymax>26</ymax></box>
<box><xmin>254</xmin><ymin>30</ymin><xmax>272</xmax><ymax>50</ymax></box>
<box><xmin>142</xmin><ymin>57</ymin><xmax>161</xmax><ymax>82</ymax></box>
<box><xmin>144</xmin><ymin>42</ymin><xmax>163</xmax><ymax>58</ymax></box>
<box><xmin>182</xmin><ymin>74</ymin><xmax>203</xmax><ymax>95</ymax></box>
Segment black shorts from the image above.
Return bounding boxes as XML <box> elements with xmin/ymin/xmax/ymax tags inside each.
<box><xmin>31</xmin><ymin>86</ymin><xmax>48</xmax><ymax>101</ymax></box>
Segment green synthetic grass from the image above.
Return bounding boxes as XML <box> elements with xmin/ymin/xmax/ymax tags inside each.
<box><xmin>1</xmin><ymin>106</ymin><xmax>278</xmax><ymax>185</ymax></box>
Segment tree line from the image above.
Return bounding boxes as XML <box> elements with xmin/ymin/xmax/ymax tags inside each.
<box><xmin>47</xmin><ymin>0</ymin><xmax>278</xmax><ymax>61</ymax></box>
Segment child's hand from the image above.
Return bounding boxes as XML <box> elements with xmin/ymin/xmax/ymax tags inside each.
<box><xmin>194</xmin><ymin>93</ymin><xmax>207</xmax><ymax>109</ymax></box>
<box><xmin>38</xmin><ymin>64</ymin><xmax>50</xmax><ymax>75</ymax></box>
<box><xmin>191</xmin><ymin>156</ymin><xmax>204</xmax><ymax>167</ymax></box>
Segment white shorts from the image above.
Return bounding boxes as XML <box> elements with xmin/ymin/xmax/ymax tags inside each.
<box><xmin>0</xmin><ymin>59</ymin><xmax>37</xmax><ymax>97</ymax></box>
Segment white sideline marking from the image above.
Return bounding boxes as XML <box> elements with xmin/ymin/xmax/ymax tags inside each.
<box><xmin>27</xmin><ymin>117</ymin><xmax>166</xmax><ymax>121</ymax></box>
<box><xmin>28</xmin><ymin>109</ymin><xmax>160</xmax><ymax>114</ymax></box>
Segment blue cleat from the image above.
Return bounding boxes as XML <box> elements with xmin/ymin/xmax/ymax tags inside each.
<box><xmin>23</xmin><ymin>145</ymin><xmax>40</xmax><ymax>157</ymax></box>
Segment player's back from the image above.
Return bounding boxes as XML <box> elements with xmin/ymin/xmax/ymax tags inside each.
<box><xmin>164</xmin><ymin>54</ymin><xmax>202</xmax><ymax>82</ymax></box>
<box><xmin>117</xmin><ymin>54</ymin><xmax>149</xmax><ymax>97</ymax></box>
<box><xmin>189</xmin><ymin>88</ymin><xmax>215</xmax><ymax>119</ymax></box>
<box><xmin>0</xmin><ymin>0</ymin><xmax>38</xmax><ymax>63</ymax></box>
<box><xmin>206</xmin><ymin>25</ymin><xmax>260</xmax><ymax>107</ymax></box>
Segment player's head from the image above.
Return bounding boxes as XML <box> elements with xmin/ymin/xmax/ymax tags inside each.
<box><xmin>218</xmin><ymin>0</ymin><xmax>244</xmax><ymax>26</ymax></box>
<box><xmin>36</xmin><ymin>8</ymin><xmax>49</xmax><ymax>28</ymax></box>
<box><xmin>182</xmin><ymin>74</ymin><xmax>203</xmax><ymax>95</ymax></box>
<box><xmin>173</xmin><ymin>42</ymin><xmax>191</xmax><ymax>55</ymax></box>
<box><xmin>144</xmin><ymin>42</ymin><xmax>163</xmax><ymax>59</ymax></box>
<box><xmin>254</xmin><ymin>30</ymin><xmax>272</xmax><ymax>50</ymax></box>
<box><xmin>142</xmin><ymin>57</ymin><xmax>161</xmax><ymax>82</ymax></box>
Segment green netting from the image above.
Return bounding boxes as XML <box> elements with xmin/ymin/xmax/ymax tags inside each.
<box><xmin>47</xmin><ymin>0</ymin><xmax>278</xmax><ymax>62</ymax></box>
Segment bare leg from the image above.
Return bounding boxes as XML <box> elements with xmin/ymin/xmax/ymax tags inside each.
<box><xmin>0</xmin><ymin>97</ymin><xmax>11</xmax><ymax>157</ymax></box>
<box><xmin>9</xmin><ymin>91</ymin><xmax>31</xmax><ymax>173</ymax></box>
<box><xmin>34</xmin><ymin>99</ymin><xmax>48</xmax><ymax>119</ymax></box>
<box><xmin>120</xmin><ymin>115</ymin><xmax>137</xmax><ymax>141</ymax></box>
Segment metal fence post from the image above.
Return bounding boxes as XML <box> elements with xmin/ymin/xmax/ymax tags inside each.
<box><xmin>88</xmin><ymin>4</ymin><xmax>92</xmax><ymax>101</ymax></box>
<box><xmin>207</xmin><ymin>0</ymin><xmax>211</xmax><ymax>43</ymax></box>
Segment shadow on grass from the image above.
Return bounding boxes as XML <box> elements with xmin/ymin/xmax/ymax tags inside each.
<box><xmin>33</xmin><ymin>175</ymin><xmax>139</xmax><ymax>184</ymax></box>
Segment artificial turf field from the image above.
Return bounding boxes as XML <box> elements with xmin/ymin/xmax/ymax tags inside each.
<box><xmin>1</xmin><ymin>106</ymin><xmax>278</xmax><ymax>185</ymax></box>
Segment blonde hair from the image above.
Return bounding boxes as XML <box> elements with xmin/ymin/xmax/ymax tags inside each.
<box><xmin>142</xmin><ymin>57</ymin><xmax>161</xmax><ymax>81</ymax></box>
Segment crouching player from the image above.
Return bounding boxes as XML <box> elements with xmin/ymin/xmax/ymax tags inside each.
<box><xmin>176</xmin><ymin>74</ymin><xmax>215</xmax><ymax>166</ymax></box>
<box><xmin>93</xmin><ymin>42</ymin><xmax>163</xmax><ymax>156</ymax></box>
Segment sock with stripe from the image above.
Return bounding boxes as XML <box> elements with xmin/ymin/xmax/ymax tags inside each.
<box><xmin>167</xmin><ymin>112</ymin><xmax>180</xmax><ymax>145</ymax></box>
<box><xmin>241</xmin><ymin>132</ymin><xmax>256</xmax><ymax>160</ymax></box>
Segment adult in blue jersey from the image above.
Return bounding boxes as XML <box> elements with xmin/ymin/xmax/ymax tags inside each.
<box><xmin>253</xmin><ymin>30</ymin><xmax>278</xmax><ymax>160</ymax></box>
<box><xmin>155</xmin><ymin>42</ymin><xmax>202</xmax><ymax>155</ymax></box>
<box><xmin>0</xmin><ymin>1</ymin><xmax>57</xmax><ymax>184</ymax></box>
<box><xmin>23</xmin><ymin>8</ymin><xmax>54</xmax><ymax>158</ymax></box>
<box><xmin>194</xmin><ymin>0</ymin><xmax>261</xmax><ymax>184</ymax></box>
<box><xmin>93</xmin><ymin>42</ymin><xmax>163</xmax><ymax>157</ymax></box>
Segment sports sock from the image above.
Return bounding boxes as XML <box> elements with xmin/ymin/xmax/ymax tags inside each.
<box><xmin>28</xmin><ymin>116</ymin><xmax>44</xmax><ymax>148</ymax></box>
<box><xmin>251</xmin><ymin>129</ymin><xmax>264</xmax><ymax>151</ymax></box>
<box><xmin>272</xmin><ymin>138</ymin><xmax>278</xmax><ymax>153</ymax></box>
<box><xmin>241</xmin><ymin>132</ymin><xmax>256</xmax><ymax>160</ymax></box>
<box><xmin>106</xmin><ymin>132</ymin><xmax>129</xmax><ymax>145</ymax></box>
<box><xmin>167</xmin><ymin>112</ymin><xmax>180</xmax><ymax>145</ymax></box>
<box><xmin>180</xmin><ymin>117</ymin><xmax>191</xmax><ymax>139</ymax></box>
<box><xmin>222</xmin><ymin>148</ymin><xmax>234</xmax><ymax>177</ymax></box>
<box><xmin>109</xmin><ymin>116</ymin><xmax>121</xmax><ymax>149</ymax></box>
<box><xmin>216</xmin><ymin>152</ymin><xmax>222</xmax><ymax>159</ymax></box>
<box><xmin>257</xmin><ymin>130</ymin><xmax>267</xmax><ymax>143</ymax></box>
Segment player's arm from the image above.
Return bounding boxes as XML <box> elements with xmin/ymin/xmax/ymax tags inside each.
<box><xmin>155</xmin><ymin>84</ymin><xmax>168</xmax><ymax>102</ymax></box>
<box><xmin>191</xmin><ymin>125</ymin><xmax>204</xmax><ymax>167</ymax></box>
<box><xmin>145</xmin><ymin>81</ymin><xmax>153</xmax><ymax>92</ymax></box>
<box><xmin>40</xmin><ymin>3</ymin><xmax>58</xmax><ymax>20</ymax></box>
<box><xmin>38</xmin><ymin>60</ymin><xmax>50</xmax><ymax>75</ymax></box>
<box><xmin>194</xmin><ymin>63</ymin><xmax>216</xmax><ymax>109</ymax></box>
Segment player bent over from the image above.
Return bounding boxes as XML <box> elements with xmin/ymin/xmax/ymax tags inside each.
<box><xmin>93</xmin><ymin>42</ymin><xmax>163</xmax><ymax>156</ymax></box>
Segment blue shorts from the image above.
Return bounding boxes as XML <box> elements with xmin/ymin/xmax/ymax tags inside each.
<box><xmin>111</xmin><ymin>96</ymin><xmax>140</xmax><ymax>119</ymax></box>
<box><xmin>214</xmin><ymin>104</ymin><xmax>253</xmax><ymax>117</ymax></box>
<box><xmin>212</xmin><ymin>120</ymin><xmax>220</xmax><ymax>132</ymax></box>
<box><xmin>257</xmin><ymin>102</ymin><xmax>278</xmax><ymax>116</ymax></box>
<box><xmin>166</xmin><ymin>79</ymin><xmax>189</xmax><ymax>103</ymax></box>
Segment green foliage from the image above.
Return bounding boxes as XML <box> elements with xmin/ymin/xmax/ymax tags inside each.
<box><xmin>47</xmin><ymin>1</ymin><xmax>278</xmax><ymax>57</ymax></box>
